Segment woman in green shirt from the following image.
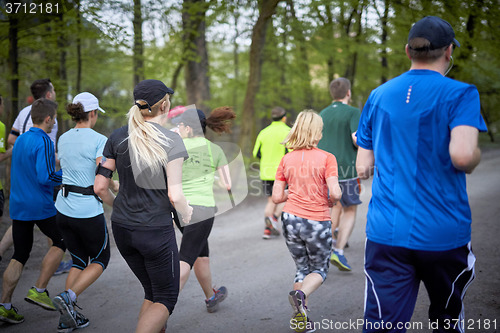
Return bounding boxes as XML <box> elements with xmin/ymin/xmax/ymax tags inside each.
<box><xmin>173</xmin><ymin>107</ymin><xmax>235</xmax><ymax>313</ymax></box>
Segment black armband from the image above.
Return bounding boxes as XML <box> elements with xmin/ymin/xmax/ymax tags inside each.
<box><xmin>10</xmin><ymin>130</ymin><xmax>20</xmax><ymax>137</ymax></box>
<box><xmin>96</xmin><ymin>164</ymin><xmax>114</xmax><ymax>179</ymax></box>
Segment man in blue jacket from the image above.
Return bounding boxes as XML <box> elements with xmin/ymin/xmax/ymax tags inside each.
<box><xmin>0</xmin><ymin>98</ymin><xmax>65</xmax><ymax>324</ymax></box>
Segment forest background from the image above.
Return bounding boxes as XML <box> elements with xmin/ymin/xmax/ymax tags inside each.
<box><xmin>0</xmin><ymin>0</ymin><xmax>499</xmax><ymax>187</ymax></box>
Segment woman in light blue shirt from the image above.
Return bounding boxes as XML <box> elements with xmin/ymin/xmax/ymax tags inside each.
<box><xmin>53</xmin><ymin>92</ymin><xmax>116</xmax><ymax>332</ymax></box>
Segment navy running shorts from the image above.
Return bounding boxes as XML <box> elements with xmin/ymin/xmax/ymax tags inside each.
<box><xmin>338</xmin><ymin>178</ymin><xmax>362</xmax><ymax>207</ymax></box>
<box><xmin>364</xmin><ymin>239</ymin><xmax>475</xmax><ymax>333</ymax></box>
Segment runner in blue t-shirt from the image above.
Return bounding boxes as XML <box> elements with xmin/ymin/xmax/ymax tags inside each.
<box><xmin>356</xmin><ymin>16</ymin><xmax>487</xmax><ymax>333</ymax></box>
<box><xmin>53</xmin><ymin>92</ymin><xmax>116</xmax><ymax>332</ymax></box>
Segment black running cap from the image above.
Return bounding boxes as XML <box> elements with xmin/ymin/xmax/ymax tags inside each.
<box><xmin>133</xmin><ymin>79</ymin><xmax>174</xmax><ymax>108</ymax></box>
<box><xmin>408</xmin><ymin>16</ymin><xmax>460</xmax><ymax>50</ymax></box>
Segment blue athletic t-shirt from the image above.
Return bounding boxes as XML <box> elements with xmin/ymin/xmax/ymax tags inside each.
<box><xmin>357</xmin><ymin>69</ymin><xmax>487</xmax><ymax>251</ymax></box>
<box><xmin>55</xmin><ymin>128</ymin><xmax>108</xmax><ymax>218</ymax></box>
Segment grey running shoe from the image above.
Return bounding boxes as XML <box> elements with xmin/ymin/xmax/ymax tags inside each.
<box><xmin>54</xmin><ymin>291</ymin><xmax>77</xmax><ymax>330</ymax></box>
<box><xmin>205</xmin><ymin>286</ymin><xmax>228</xmax><ymax>313</ymax></box>
<box><xmin>57</xmin><ymin>310</ymin><xmax>89</xmax><ymax>333</ymax></box>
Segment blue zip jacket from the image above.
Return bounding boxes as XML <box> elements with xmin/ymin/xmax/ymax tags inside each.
<box><xmin>10</xmin><ymin>127</ymin><xmax>62</xmax><ymax>220</ymax></box>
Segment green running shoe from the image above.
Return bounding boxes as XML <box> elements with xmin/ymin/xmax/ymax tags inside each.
<box><xmin>25</xmin><ymin>287</ymin><xmax>56</xmax><ymax>311</ymax></box>
<box><xmin>0</xmin><ymin>304</ymin><xmax>24</xmax><ymax>324</ymax></box>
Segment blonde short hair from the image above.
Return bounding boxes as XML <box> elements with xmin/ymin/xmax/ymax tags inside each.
<box><xmin>282</xmin><ymin>110</ymin><xmax>323</xmax><ymax>150</ymax></box>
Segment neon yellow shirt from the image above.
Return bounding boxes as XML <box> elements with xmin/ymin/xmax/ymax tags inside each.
<box><xmin>253</xmin><ymin>121</ymin><xmax>290</xmax><ymax>181</ymax></box>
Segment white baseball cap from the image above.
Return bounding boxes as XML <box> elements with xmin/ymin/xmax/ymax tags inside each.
<box><xmin>73</xmin><ymin>92</ymin><xmax>106</xmax><ymax>113</ymax></box>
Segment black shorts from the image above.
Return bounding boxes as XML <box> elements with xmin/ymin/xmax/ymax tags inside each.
<box><xmin>177</xmin><ymin>206</ymin><xmax>215</xmax><ymax>267</ymax></box>
<box><xmin>12</xmin><ymin>216</ymin><xmax>66</xmax><ymax>265</ymax></box>
<box><xmin>112</xmin><ymin>222</ymin><xmax>179</xmax><ymax>315</ymax></box>
<box><xmin>56</xmin><ymin>212</ymin><xmax>110</xmax><ymax>270</ymax></box>
<box><xmin>262</xmin><ymin>180</ymin><xmax>274</xmax><ymax>197</ymax></box>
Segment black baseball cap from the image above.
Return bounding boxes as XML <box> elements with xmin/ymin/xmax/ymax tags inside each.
<box><xmin>408</xmin><ymin>16</ymin><xmax>460</xmax><ymax>50</ymax></box>
<box><xmin>133</xmin><ymin>79</ymin><xmax>174</xmax><ymax>110</ymax></box>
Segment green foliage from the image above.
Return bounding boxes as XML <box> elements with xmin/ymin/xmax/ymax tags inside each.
<box><xmin>1</xmin><ymin>0</ymin><xmax>498</xmax><ymax>143</ymax></box>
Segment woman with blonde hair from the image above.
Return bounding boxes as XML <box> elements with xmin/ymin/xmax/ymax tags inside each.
<box><xmin>95</xmin><ymin>79</ymin><xmax>192</xmax><ymax>333</ymax></box>
<box><xmin>272</xmin><ymin>110</ymin><xmax>342</xmax><ymax>333</ymax></box>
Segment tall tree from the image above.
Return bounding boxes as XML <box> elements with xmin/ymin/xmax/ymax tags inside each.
<box><xmin>7</xmin><ymin>13</ymin><xmax>19</xmax><ymax>127</ymax></box>
<box><xmin>133</xmin><ymin>0</ymin><xmax>145</xmax><ymax>86</ymax></box>
<box><xmin>75</xmin><ymin>0</ymin><xmax>82</xmax><ymax>92</ymax></box>
<box><xmin>182</xmin><ymin>0</ymin><xmax>211</xmax><ymax>111</ymax></box>
<box><xmin>287</xmin><ymin>0</ymin><xmax>313</xmax><ymax>109</ymax></box>
<box><xmin>240</xmin><ymin>0</ymin><xmax>282</xmax><ymax>157</ymax></box>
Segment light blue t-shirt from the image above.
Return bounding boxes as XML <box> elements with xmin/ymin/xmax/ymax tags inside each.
<box><xmin>55</xmin><ymin>128</ymin><xmax>107</xmax><ymax>218</ymax></box>
<box><xmin>357</xmin><ymin>69</ymin><xmax>487</xmax><ymax>251</ymax></box>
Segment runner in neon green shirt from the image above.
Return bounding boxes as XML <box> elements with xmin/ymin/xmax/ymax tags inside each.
<box><xmin>252</xmin><ymin>107</ymin><xmax>290</xmax><ymax>239</ymax></box>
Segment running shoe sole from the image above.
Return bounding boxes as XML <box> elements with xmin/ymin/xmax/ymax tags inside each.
<box><xmin>288</xmin><ymin>291</ymin><xmax>307</xmax><ymax>332</ymax></box>
<box><xmin>0</xmin><ymin>313</ymin><xmax>24</xmax><ymax>324</ymax></box>
<box><xmin>53</xmin><ymin>296</ymin><xmax>77</xmax><ymax>329</ymax></box>
<box><xmin>24</xmin><ymin>295</ymin><xmax>56</xmax><ymax>311</ymax></box>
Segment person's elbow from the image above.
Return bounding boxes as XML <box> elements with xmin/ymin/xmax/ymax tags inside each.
<box><xmin>272</xmin><ymin>188</ymin><xmax>286</xmax><ymax>204</ymax></box>
<box><xmin>169</xmin><ymin>188</ymin><xmax>184</xmax><ymax>206</ymax></box>
<box><xmin>450</xmin><ymin>146</ymin><xmax>481</xmax><ymax>173</ymax></box>
<box><xmin>356</xmin><ymin>164</ymin><xmax>371</xmax><ymax>179</ymax></box>
<box><xmin>94</xmin><ymin>175</ymin><xmax>109</xmax><ymax>198</ymax></box>
<box><xmin>272</xmin><ymin>192</ymin><xmax>281</xmax><ymax>204</ymax></box>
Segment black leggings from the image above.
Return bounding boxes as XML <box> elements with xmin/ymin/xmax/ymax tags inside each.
<box><xmin>12</xmin><ymin>216</ymin><xmax>66</xmax><ymax>265</ymax></box>
<box><xmin>56</xmin><ymin>212</ymin><xmax>110</xmax><ymax>270</ymax></box>
<box><xmin>112</xmin><ymin>222</ymin><xmax>179</xmax><ymax>315</ymax></box>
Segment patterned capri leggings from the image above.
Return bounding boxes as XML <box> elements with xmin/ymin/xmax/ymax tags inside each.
<box><xmin>281</xmin><ymin>212</ymin><xmax>332</xmax><ymax>283</ymax></box>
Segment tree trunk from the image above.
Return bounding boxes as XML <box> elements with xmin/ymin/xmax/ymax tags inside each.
<box><xmin>182</xmin><ymin>0</ymin><xmax>211</xmax><ymax>111</ymax></box>
<box><xmin>232</xmin><ymin>7</ymin><xmax>240</xmax><ymax>112</ymax></box>
<box><xmin>344</xmin><ymin>4</ymin><xmax>363</xmax><ymax>86</ymax></box>
<box><xmin>8</xmin><ymin>15</ymin><xmax>19</xmax><ymax>127</ymax></box>
<box><xmin>380</xmin><ymin>0</ymin><xmax>389</xmax><ymax>84</ymax></box>
<box><xmin>76</xmin><ymin>0</ymin><xmax>82</xmax><ymax>93</ymax></box>
<box><xmin>56</xmin><ymin>11</ymin><xmax>69</xmax><ymax>137</ymax></box>
<box><xmin>239</xmin><ymin>0</ymin><xmax>282</xmax><ymax>157</ymax></box>
<box><xmin>288</xmin><ymin>0</ymin><xmax>313</xmax><ymax>108</ymax></box>
<box><xmin>133</xmin><ymin>0</ymin><xmax>145</xmax><ymax>87</ymax></box>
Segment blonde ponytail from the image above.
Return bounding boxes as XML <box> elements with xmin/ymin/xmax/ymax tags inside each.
<box><xmin>127</xmin><ymin>101</ymin><xmax>172</xmax><ymax>176</ymax></box>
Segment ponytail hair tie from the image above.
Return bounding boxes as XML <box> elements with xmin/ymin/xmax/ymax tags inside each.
<box><xmin>135</xmin><ymin>100</ymin><xmax>152</xmax><ymax>112</ymax></box>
